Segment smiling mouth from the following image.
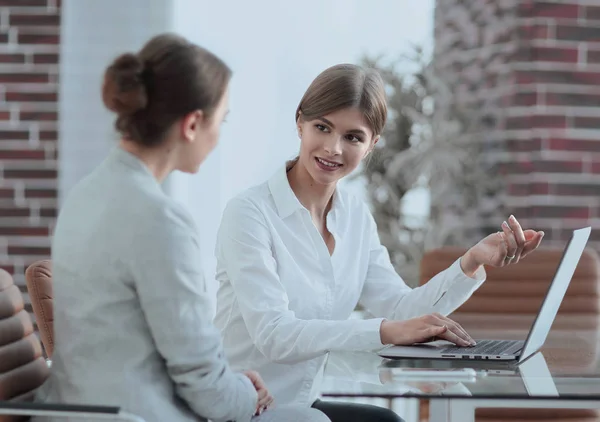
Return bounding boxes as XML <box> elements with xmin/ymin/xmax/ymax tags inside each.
<box><xmin>315</xmin><ymin>157</ymin><xmax>343</xmax><ymax>170</ymax></box>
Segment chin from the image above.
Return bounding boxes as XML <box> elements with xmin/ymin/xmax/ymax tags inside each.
<box><xmin>307</xmin><ymin>164</ymin><xmax>344</xmax><ymax>185</ymax></box>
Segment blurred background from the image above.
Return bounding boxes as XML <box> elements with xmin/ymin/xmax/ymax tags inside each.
<box><xmin>1</xmin><ymin>0</ymin><xmax>599</xmax><ymax>317</ymax></box>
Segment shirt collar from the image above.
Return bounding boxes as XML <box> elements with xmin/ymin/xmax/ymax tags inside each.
<box><xmin>268</xmin><ymin>160</ymin><xmax>305</xmax><ymax>219</ymax></box>
<box><xmin>268</xmin><ymin>160</ymin><xmax>344</xmax><ymax>219</ymax></box>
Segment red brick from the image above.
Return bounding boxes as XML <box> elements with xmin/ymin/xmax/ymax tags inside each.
<box><xmin>7</xmin><ymin>246</ymin><xmax>51</xmax><ymax>256</ymax></box>
<box><xmin>592</xmin><ymin>161</ymin><xmax>600</xmax><ymax>174</ymax></box>
<box><xmin>0</xmin><ymin>73</ymin><xmax>49</xmax><ymax>83</ymax></box>
<box><xmin>18</xmin><ymin>33</ymin><xmax>59</xmax><ymax>45</ymax></box>
<box><xmin>530</xmin><ymin>206</ymin><xmax>591</xmax><ymax>219</ymax></box>
<box><xmin>6</xmin><ymin>92</ymin><xmax>57</xmax><ymax>102</ymax></box>
<box><xmin>32</xmin><ymin>53</ymin><xmax>59</xmax><ymax>64</ymax></box>
<box><xmin>9</xmin><ymin>14</ymin><xmax>60</xmax><ymax>26</ymax></box>
<box><xmin>3</xmin><ymin>169</ymin><xmax>57</xmax><ymax>179</ymax></box>
<box><xmin>0</xmin><ymin>130</ymin><xmax>29</xmax><ymax>141</ymax></box>
<box><xmin>0</xmin><ymin>33</ymin><xmax>8</xmax><ymax>44</ymax></box>
<box><xmin>531</xmin><ymin>46</ymin><xmax>578</xmax><ymax>63</ymax></box>
<box><xmin>0</xmin><ymin>226</ymin><xmax>49</xmax><ymax>236</ymax></box>
<box><xmin>534</xmin><ymin>160</ymin><xmax>583</xmax><ymax>173</ymax></box>
<box><xmin>0</xmin><ymin>189</ymin><xmax>14</xmax><ymax>198</ymax></box>
<box><xmin>25</xmin><ymin>188</ymin><xmax>56</xmax><ymax>198</ymax></box>
<box><xmin>588</xmin><ymin>50</ymin><xmax>600</xmax><ymax>64</ymax></box>
<box><xmin>557</xmin><ymin>25</ymin><xmax>600</xmax><ymax>42</ymax></box>
<box><xmin>517</xmin><ymin>70</ymin><xmax>600</xmax><ymax>85</ymax></box>
<box><xmin>0</xmin><ymin>207</ymin><xmax>30</xmax><ymax>217</ymax></box>
<box><xmin>554</xmin><ymin>184</ymin><xmax>600</xmax><ymax>196</ymax></box>
<box><xmin>39</xmin><ymin>130</ymin><xmax>57</xmax><ymax>141</ymax></box>
<box><xmin>573</xmin><ymin>117</ymin><xmax>600</xmax><ymax>129</ymax></box>
<box><xmin>19</xmin><ymin>111</ymin><xmax>57</xmax><ymax>121</ymax></box>
<box><xmin>533</xmin><ymin>2</ymin><xmax>579</xmax><ymax>19</ymax></box>
<box><xmin>39</xmin><ymin>208</ymin><xmax>56</xmax><ymax>218</ymax></box>
<box><xmin>513</xmin><ymin>93</ymin><xmax>537</xmax><ymax>106</ymax></box>
<box><xmin>546</xmin><ymin>92</ymin><xmax>600</xmax><ymax>108</ymax></box>
<box><xmin>0</xmin><ymin>0</ymin><xmax>47</xmax><ymax>4</ymax></box>
<box><xmin>507</xmin><ymin>138</ymin><xmax>543</xmax><ymax>152</ymax></box>
<box><xmin>548</xmin><ymin>138</ymin><xmax>600</xmax><ymax>152</ymax></box>
<box><xmin>0</xmin><ymin>150</ymin><xmax>45</xmax><ymax>160</ymax></box>
<box><xmin>501</xmin><ymin>161</ymin><xmax>535</xmax><ymax>175</ymax></box>
<box><xmin>0</xmin><ymin>112</ymin><xmax>11</xmax><ymax>121</ymax></box>
<box><xmin>0</xmin><ymin>54</ymin><xmax>26</xmax><ymax>64</ymax></box>
<box><xmin>509</xmin><ymin>182</ymin><xmax>550</xmax><ymax>196</ymax></box>
<box><xmin>518</xmin><ymin>24</ymin><xmax>549</xmax><ymax>41</ymax></box>
<box><xmin>585</xmin><ymin>6</ymin><xmax>600</xmax><ymax>21</ymax></box>
<box><xmin>507</xmin><ymin>115</ymin><xmax>567</xmax><ymax>130</ymax></box>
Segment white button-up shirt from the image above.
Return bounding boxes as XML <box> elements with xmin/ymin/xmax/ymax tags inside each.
<box><xmin>214</xmin><ymin>164</ymin><xmax>486</xmax><ymax>407</ymax></box>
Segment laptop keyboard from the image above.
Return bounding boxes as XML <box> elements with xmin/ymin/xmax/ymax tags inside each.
<box><xmin>441</xmin><ymin>340</ymin><xmax>521</xmax><ymax>355</ymax></box>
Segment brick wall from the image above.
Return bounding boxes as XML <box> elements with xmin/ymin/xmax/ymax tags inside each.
<box><xmin>434</xmin><ymin>0</ymin><xmax>600</xmax><ymax>251</ymax></box>
<box><xmin>0</xmin><ymin>0</ymin><xmax>60</xmax><ymax>304</ymax></box>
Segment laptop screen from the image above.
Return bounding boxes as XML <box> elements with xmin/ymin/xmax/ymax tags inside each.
<box><xmin>518</xmin><ymin>227</ymin><xmax>592</xmax><ymax>362</ymax></box>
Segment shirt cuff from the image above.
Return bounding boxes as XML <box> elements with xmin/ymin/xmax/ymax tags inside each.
<box><xmin>354</xmin><ymin>317</ymin><xmax>386</xmax><ymax>351</ymax></box>
<box><xmin>448</xmin><ymin>257</ymin><xmax>486</xmax><ymax>291</ymax></box>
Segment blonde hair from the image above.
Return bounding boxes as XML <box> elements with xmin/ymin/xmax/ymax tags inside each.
<box><xmin>296</xmin><ymin>64</ymin><xmax>387</xmax><ymax>137</ymax></box>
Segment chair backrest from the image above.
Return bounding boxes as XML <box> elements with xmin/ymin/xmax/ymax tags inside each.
<box><xmin>0</xmin><ymin>268</ymin><xmax>49</xmax><ymax>422</ymax></box>
<box><xmin>24</xmin><ymin>261</ymin><xmax>53</xmax><ymax>358</ymax></box>
<box><xmin>419</xmin><ymin>246</ymin><xmax>600</xmax><ymax>315</ymax></box>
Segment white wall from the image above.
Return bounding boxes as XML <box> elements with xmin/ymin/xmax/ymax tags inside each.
<box><xmin>59</xmin><ymin>0</ymin><xmax>435</xmax><ymax>314</ymax></box>
<box><xmin>59</xmin><ymin>0</ymin><xmax>173</xmax><ymax>202</ymax></box>
<box><xmin>169</xmin><ymin>0</ymin><xmax>435</xmax><ymax>303</ymax></box>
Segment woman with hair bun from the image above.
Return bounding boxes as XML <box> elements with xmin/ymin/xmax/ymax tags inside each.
<box><xmin>34</xmin><ymin>33</ymin><xmax>329</xmax><ymax>422</ymax></box>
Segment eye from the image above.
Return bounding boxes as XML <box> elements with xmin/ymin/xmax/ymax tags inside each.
<box><xmin>345</xmin><ymin>134</ymin><xmax>363</xmax><ymax>143</ymax></box>
<box><xmin>315</xmin><ymin>124</ymin><xmax>329</xmax><ymax>132</ymax></box>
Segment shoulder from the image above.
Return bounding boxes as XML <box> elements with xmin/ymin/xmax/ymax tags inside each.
<box><xmin>222</xmin><ymin>181</ymin><xmax>273</xmax><ymax>224</ymax></box>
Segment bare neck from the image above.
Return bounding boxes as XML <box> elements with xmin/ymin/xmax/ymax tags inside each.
<box><xmin>119</xmin><ymin>140</ymin><xmax>175</xmax><ymax>183</ymax></box>
<box><xmin>287</xmin><ymin>160</ymin><xmax>336</xmax><ymax>221</ymax></box>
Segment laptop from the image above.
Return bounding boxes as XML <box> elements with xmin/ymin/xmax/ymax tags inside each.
<box><xmin>378</xmin><ymin>227</ymin><xmax>592</xmax><ymax>363</ymax></box>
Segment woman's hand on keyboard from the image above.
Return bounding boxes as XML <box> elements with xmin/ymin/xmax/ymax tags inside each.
<box><xmin>380</xmin><ymin>313</ymin><xmax>476</xmax><ymax>347</ymax></box>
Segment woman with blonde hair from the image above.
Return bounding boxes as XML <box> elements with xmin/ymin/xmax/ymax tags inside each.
<box><xmin>214</xmin><ymin>63</ymin><xmax>544</xmax><ymax>421</ymax></box>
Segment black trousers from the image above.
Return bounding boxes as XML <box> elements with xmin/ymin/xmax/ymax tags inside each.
<box><xmin>312</xmin><ymin>399</ymin><xmax>404</xmax><ymax>422</ymax></box>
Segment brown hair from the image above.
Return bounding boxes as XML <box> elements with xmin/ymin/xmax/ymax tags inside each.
<box><xmin>102</xmin><ymin>33</ymin><xmax>231</xmax><ymax>147</ymax></box>
<box><xmin>295</xmin><ymin>64</ymin><xmax>387</xmax><ymax>138</ymax></box>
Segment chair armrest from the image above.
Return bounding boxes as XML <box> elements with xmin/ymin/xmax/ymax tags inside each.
<box><xmin>0</xmin><ymin>401</ymin><xmax>145</xmax><ymax>421</ymax></box>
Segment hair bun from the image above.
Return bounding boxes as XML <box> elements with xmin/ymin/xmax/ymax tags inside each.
<box><xmin>102</xmin><ymin>53</ymin><xmax>148</xmax><ymax>115</ymax></box>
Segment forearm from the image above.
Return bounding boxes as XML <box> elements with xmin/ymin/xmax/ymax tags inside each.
<box><xmin>250</xmin><ymin>313</ymin><xmax>385</xmax><ymax>363</ymax></box>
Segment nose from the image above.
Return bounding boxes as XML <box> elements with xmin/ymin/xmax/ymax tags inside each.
<box><xmin>323</xmin><ymin>134</ymin><xmax>342</xmax><ymax>156</ymax></box>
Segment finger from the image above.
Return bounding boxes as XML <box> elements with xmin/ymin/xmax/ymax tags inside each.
<box><xmin>423</xmin><ymin>324</ymin><xmax>447</xmax><ymax>341</ymax></box>
<box><xmin>263</xmin><ymin>395</ymin><xmax>274</xmax><ymax>409</ymax></box>
<box><xmin>256</xmin><ymin>387</ymin><xmax>268</xmax><ymax>403</ymax></box>
<box><xmin>258</xmin><ymin>398</ymin><xmax>271</xmax><ymax>410</ymax></box>
<box><xmin>437</xmin><ymin>326</ymin><xmax>471</xmax><ymax>347</ymax></box>
<box><xmin>436</xmin><ymin>314</ymin><xmax>475</xmax><ymax>345</ymax></box>
<box><xmin>501</xmin><ymin>222</ymin><xmax>517</xmax><ymax>263</ymax></box>
<box><xmin>258</xmin><ymin>393</ymin><xmax>272</xmax><ymax>409</ymax></box>
<box><xmin>521</xmin><ymin>231</ymin><xmax>545</xmax><ymax>258</ymax></box>
<box><xmin>507</xmin><ymin>215</ymin><xmax>526</xmax><ymax>262</ymax></box>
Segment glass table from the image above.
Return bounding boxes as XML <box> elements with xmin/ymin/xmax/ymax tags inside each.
<box><xmin>320</xmin><ymin>314</ymin><xmax>600</xmax><ymax>422</ymax></box>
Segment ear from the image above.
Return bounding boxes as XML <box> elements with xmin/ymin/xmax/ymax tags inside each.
<box><xmin>181</xmin><ymin>110</ymin><xmax>204</xmax><ymax>143</ymax></box>
<box><xmin>296</xmin><ymin>110</ymin><xmax>303</xmax><ymax>138</ymax></box>
<box><xmin>365</xmin><ymin>135</ymin><xmax>380</xmax><ymax>157</ymax></box>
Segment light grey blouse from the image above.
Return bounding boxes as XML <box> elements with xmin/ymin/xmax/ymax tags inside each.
<box><xmin>35</xmin><ymin>147</ymin><xmax>257</xmax><ymax>422</ymax></box>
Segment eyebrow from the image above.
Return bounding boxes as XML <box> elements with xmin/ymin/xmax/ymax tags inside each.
<box><xmin>317</xmin><ymin>117</ymin><xmax>368</xmax><ymax>136</ymax></box>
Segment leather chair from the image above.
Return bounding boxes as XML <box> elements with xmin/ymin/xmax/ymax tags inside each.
<box><xmin>417</xmin><ymin>247</ymin><xmax>600</xmax><ymax>422</ymax></box>
<box><xmin>0</xmin><ymin>268</ymin><xmax>144</xmax><ymax>421</ymax></box>
<box><xmin>24</xmin><ymin>261</ymin><xmax>53</xmax><ymax>358</ymax></box>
